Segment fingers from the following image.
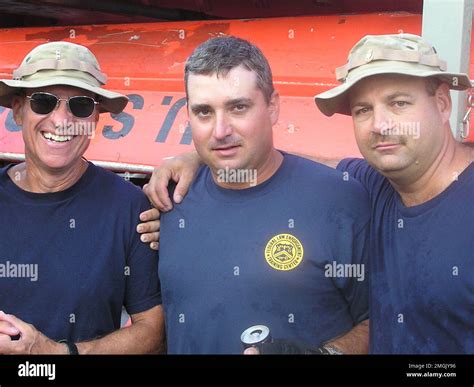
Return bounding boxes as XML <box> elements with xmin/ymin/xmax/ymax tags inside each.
<box><xmin>0</xmin><ymin>312</ymin><xmax>27</xmax><ymax>353</ymax></box>
<box><xmin>137</xmin><ymin>216</ymin><xmax>160</xmax><ymax>248</ymax></box>
<box><xmin>143</xmin><ymin>168</ymin><xmax>173</xmax><ymax>212</ymax></box>
<box><xmin>140</xmin><ymin>232</ymin><xmax>159</xmax><ymax>245</ymax></box>
<box><xmin>137</xmin><ymin>197</ymin><xmax>161</xmax><ymax>251</ymax></box>
<box><xmin>0</xmin><ymin>333</ymin><xmax>14</xmax><ymax>353</ymax></box>
<box><xmin>144</xmin><ymin>152</ymin><xmax>200</xmax><ymax>211</ymax></box>
<box><xmin>143</xmin><ymin>178</ymin><xmax>169</xmax><ymax>212</ymax></box>
<box><xmin>155</xmin><ymin>170</ymin><xmax>174</xmax><ymax>211</ymax></box>
<box><xmin>143</xmin><ymin>182</ymin><xmax>164</xmax><ymax>212</ymax></box>
<box><xmin>0</xmin><ymin>313</ymin><xmax>53</xmax><ymax>354</ymax></box>
<box><xmin>0</xmin><ymin>320</ymin><xmax>20</xmax><ymax>336</ymax></box>
<box><xmin>173</xmin><ymin>171</ymin><xmax>194</xmax><ymax>204</ymax></box>
<box><xmin>139</xmin><ymin>208</ymin><xmax>160</xmax><ymax>223</ymax></box>
<box><xmin>137</xmin><ymin>219</ymin><xmax>160</xmax><ymax>234</ymax></box>
<box><xmin>244</xmin><ymin>347</ymin><xmax>260</xmax><ymax>355</ymax></box>
<box><xmin>0</xmin><ymin>311</ymin><xmax>26</xmax><ymax>333</ymax></box>
<box><xmin>0</xmin><ymin>333</ymin><xmax>12</xmax><ymax>344</ymax></box>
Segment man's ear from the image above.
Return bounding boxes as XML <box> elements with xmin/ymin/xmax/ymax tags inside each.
<box><xmin>268</xmin><ymin>91</ymin><xmax>280</xmax><ymax>126</ymax></box>
<box><xmin>94</xmin><ymin>109</ymin><xmax>100</xmax><ymax>124</ymax></box>
<box><xmin>11</xmin><ymin>95</ymin><xmax>25</xmax><ymax>126</ymax></box>
<box><xmin>435</xmin><ymin>83</ymin><xmax>452</xmax><ymax>124</ymax></box>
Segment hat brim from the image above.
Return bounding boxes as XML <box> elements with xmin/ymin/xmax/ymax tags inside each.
<box><xmin>0</xmin><ymin>76</ymin><xmax>128</xmax><ymax>114</ymax></box>
<box><xmin>315</xmin><ymin>67</ymin><xmax>472</xmax><ymax>117</ymax></box>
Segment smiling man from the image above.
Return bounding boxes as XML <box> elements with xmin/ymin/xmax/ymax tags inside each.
<box><xmin>157</xmin><ymin>36</ymin><xmax>370</xmax><ymax>354</ymax></box>
<box><xmin>0</xmin><ymin>42</ymin><xmax>164</xmax><ymax>354</ymax></box>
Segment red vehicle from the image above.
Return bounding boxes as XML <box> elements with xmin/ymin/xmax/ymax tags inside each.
<box><xmin>2</xmin><ymin>0</ymin><xmax>471</xmax><ymax>176</ymax></box>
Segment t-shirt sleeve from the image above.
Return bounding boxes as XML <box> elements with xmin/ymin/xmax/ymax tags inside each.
<box><xmin>124</xmin><ymin>194</ymin><xmax>162</xmax><ymax>315</ymax></box>
<box><xmin>337</xmin><ymin>158</ymin><xmax>385</xmax><ymax>202</ymax></box>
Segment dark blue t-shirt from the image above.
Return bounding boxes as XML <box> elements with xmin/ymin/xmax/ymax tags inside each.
<box><xmin>338</xmin><ymin>158</ymin><xmax>474</xmax><ymax>354</ymax></box>
<box><xmin>0</xmin><ymin>162</ymin><xmax>161</xmax><ymax>342</ymax></box>
<box><xmin>159</xmin><ymin>152</ymin><xmax>370</xmax><ymax>354</ymax></box>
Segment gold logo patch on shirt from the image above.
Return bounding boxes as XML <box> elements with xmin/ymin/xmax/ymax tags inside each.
<box><xmin>264</xmin><ymin>234</ymin><xmax>304</xmax><ymax>271</ymax></box>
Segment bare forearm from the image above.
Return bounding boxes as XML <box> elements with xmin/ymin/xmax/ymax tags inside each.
<box><xmin>76</xmin><ymin>305</ymin><xmax>165</xmax><ymax>354</ymax></box>
<box><xmin>0</xmin><ymin>306</ymin><xmax>165</xmax><ymax>355</ymax></box>
<box><xmin>77</xmin><ymin>323</ymin><xmax>164</xmax><ymax>354</ymax></box>
<box><xmin>326</xmin><ymin>319</ymin><xmax>369</xmax><ymax>354</ymax></box>
<box><xmin>20</xmin><ymin>318</ymin><xmax>165</xmax><ymax>355</ymax></box>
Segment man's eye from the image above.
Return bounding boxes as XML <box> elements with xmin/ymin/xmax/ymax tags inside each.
<box><xmin>393</xmin><ymin>101</ymin><xmax>409</xmax><ymax>108</ymax></box>
<box><xmin>354</xmin><ymin>107</ymin><xmax>370</xmax><ymax>115</ymax></box>
<box><xmin>197</xmin><ymin>109</ymin><xmax>211</xmax><ymax>117</ymax></box>
<box><xmin>232</xmin><ymin>104</ymin><xmax>247</xmax><ymax>112</ymax></box>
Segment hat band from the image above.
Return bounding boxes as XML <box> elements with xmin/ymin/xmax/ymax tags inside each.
<box><xmin>16</xmin><ymin>69</ymin><xmax>103</xmax><ymax>88</ymax></box>
<box><xmin>336</xmin><ymin>48</ymin><xmax>447</xmax><ymax>81</ymax></box>
<box><xmin>13</xmin><ymin>58</ymin><xmax>107</xmax><ymax>84</ymax></box>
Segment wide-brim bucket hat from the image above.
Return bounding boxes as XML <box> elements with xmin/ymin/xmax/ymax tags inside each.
<box><xmin>0</xmin><ymin>41</ymin><xmax>128</xmax><ymax>114</ymax></box>
<box><xmin>315</xmin><ymin>33</ymin><xmax>472</xmax><ymax>116</ymax></box>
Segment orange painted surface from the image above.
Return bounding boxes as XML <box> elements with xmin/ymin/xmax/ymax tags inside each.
<box><xmin>0</xmin><ymin>14</ymin><xmax>433</xmax><ymax>170</ymax></box>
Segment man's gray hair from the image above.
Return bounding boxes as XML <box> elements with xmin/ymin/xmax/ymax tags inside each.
<box><xmin>184</xmin><ymin>36</ymin><xmax>274</xmax><ymax>103</ymax></box>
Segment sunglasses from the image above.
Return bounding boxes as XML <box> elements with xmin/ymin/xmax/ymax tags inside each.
<box><xmin>26</xmin><ymin>92</ymin><xmax>99</xmax><ymax>118</ymax></box>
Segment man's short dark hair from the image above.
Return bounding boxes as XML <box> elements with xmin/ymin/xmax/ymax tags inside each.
<box><xmin>184</xmin><ymin>36</ymin><xmax>274</xmax><ymax>103</ymax></box>
<box><xmin>425</xmin><ymin>77</ymin><xmax>444</xmax><ymax>96</ymax></box>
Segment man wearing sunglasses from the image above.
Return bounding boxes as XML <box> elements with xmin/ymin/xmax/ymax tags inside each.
<box><xmin>0</xmin><ymin>41</ymin><xmax>164</xmax><ymax>354</ymax></box>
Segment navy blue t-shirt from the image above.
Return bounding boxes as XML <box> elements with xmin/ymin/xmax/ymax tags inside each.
<box><xmin>159</xmin><ymin>152</ymin><xmax>370</xmax><ymax>354</ymax></box>
<box><xmin>0</xmin><ymin>162</ymin><xmax>161</xmax><ymax>342</ymax></box>
<box><xmin>338</xmin><ymin>158</ymin><xmax>474</xmax><ymax>354</ymax></box>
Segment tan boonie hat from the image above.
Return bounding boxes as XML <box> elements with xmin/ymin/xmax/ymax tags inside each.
<box><xmin>0</xmin><ymin>41</ymin><xmax>128</xmax><ymax>114</ymax></box>
<box><xmin>315</xmin><ymin>33</ymin><xmax>472</xmax><ymax>116</ymax></box>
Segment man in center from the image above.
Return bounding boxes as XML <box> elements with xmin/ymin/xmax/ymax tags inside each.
<box><xmin>158</xmin><ymin>36</ymin><xmax>370</xmax><ymax>354</ymax></box>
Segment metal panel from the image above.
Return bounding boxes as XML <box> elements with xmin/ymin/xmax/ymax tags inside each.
<box><xmin>0</xmin><ymin>14</ymin><xmax>422</xmax><ymax>168</ymax></box>
<box><xmin>422</xmin><ymin>0</ymin><xmax>473</xmax><ymax>140</ymax></box>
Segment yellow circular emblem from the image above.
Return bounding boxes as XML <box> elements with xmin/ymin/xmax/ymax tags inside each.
<box><xmin>264</xmin><ymin>234</ymin><xmax>304</xmax><ymax>271</ymax></box>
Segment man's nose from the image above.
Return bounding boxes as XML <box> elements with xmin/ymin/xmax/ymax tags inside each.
<box><xmin>372</xmin><ymin>106</ymin><xmax>392</xmax><ymax>135</ymax></box>
<box><xmin>213</xmin><ymin>112</ymin><xmax>233</xmax><ymax>140</ymax></box>
<box><xmin>49</xmin><ymin>99</ymin><xmax>73</xmax><ymax>128</ymax></box>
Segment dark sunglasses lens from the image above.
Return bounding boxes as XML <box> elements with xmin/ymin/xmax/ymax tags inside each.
<box><xmin>69</xmin><ymin>97</ymin><xmax>95</xmax><ymax>118</ymax></box>
<box><xmin>30</xmin><ymin>93</ymin><xmax>58</xmax><ymax>115</ymax></box>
